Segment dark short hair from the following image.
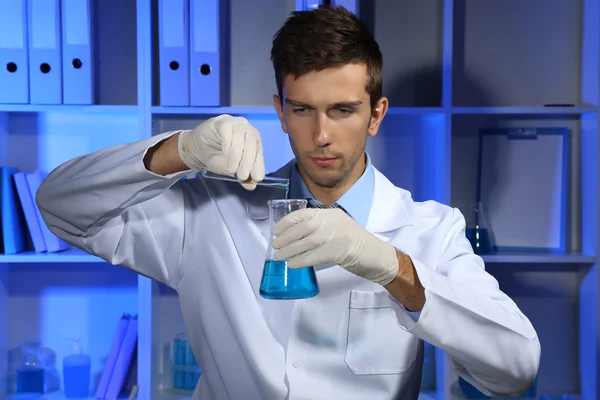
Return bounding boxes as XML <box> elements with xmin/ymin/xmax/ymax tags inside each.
<box><xmin>271</xmin><ymin>5</ymin><xmax>383</xmax><ymax>109</ymax></box>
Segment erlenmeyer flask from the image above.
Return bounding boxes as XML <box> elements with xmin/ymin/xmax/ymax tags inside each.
<box><xmin>465</xmin><ymin>201</ymin><xmax>494</xmax><ymax>255</ymax></box>
<box><xmin>260</xmin><ymin>199</ymin><xmax>320</xmax><ymax>300</ymax></box>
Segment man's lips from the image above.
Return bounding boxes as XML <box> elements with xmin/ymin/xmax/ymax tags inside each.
<box><xmin>310</xmin><ymin>157</ymin><xmax>338</xmax><ymax>167</ymax></box>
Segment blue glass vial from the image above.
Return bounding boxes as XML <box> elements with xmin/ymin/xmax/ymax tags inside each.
<box><xmin>63</xmin><ymin>337</ymin><xmax>91</xmax><ymax>398</ymax></box>
<box><xmin>16</xmin><ymin>341</ymin><xmax>45</xmax><ymax>395</ymax></box>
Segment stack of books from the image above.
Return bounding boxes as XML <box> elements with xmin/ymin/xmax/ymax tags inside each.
<box><xmin>0</xmin><ymin>166</ymin><xmax>70</xmax><ymax>255</ymax></box>
<box><xmin>95</xmin><ymin>314</ymin><xmax>139</xmax><ymax>400</ymax></box>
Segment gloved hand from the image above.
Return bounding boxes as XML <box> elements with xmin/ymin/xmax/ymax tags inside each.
<box><xmin>178</xmin><ymin>114</ymin><xmax>265</xmax><ymax>190</ymax></box>
<box><xmin>271</xmin><ymin>208</ymin><xmax>399</xmax><ymax>286</ymax></box>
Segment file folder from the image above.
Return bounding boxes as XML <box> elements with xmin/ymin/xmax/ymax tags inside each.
<box><xmin>159</xmin><ymin>0</ymin><xmax>190</xmax><ymax>106</ymax></box>
<box><xmin>96</xmin><ymin>314</ymin><xmax>131</xmax><ymax>399</ymax></box>
<box><xmin>190</xmin><ymin>0</ymin><xmax>221</xmax><ymax>106</ymax></box>
<box><xmin>105</xmin><ymin>315</ymin><xmax>138</xmax><ymax>400</ymax></box>
<box><xmin>27</xmin><ymin>0</ymin><xmax>63</xmax><ymax>104</ymax></box>
<box><xmin>25</xmin><ymin>170</ymin><xmax>70</xmax><ymax>252</ymax></box>
<box><xmin>477</xmin><ymin>127</ymin><xmax>568</xmax><ymax>252</ymax></box>
<box><xmin>13</xmin><ymin>171</ymin><xmax>46</xmax><ymax>252</ymax></box>
<box><xmin>0</xmin><ymin>167</ymin><xmax>26</xmax><ymax>254</ymax></box>
<box><xmin>0</xmin><ymin>0</ymin><xmax>30</xmax><ymax>104</ymax></box>
<box><xmin>61</xmin><ymin>0</ymin><xmax>93</xmax><ymax>104</ymax></box>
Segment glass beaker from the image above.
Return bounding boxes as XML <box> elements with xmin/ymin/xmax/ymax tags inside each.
<box><xmin>16</xmin><ymin>341</ymin><xmax>45</xmax><ymax>395</ymax></box>
<box><xmin>260</xmin><ymin>199</ymin><xmax>319</xmax><ymax>300</ymax></box>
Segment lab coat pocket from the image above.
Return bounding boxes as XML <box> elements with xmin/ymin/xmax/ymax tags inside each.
<box><xmin>345</xmin><ymin>290</ymin><xmax>418</xmax><ymax>375</ymax></box>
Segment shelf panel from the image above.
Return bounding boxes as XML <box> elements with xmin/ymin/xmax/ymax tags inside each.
<box><xmin>152</xmin><ymin>106</ymin><xmax>276</xmax><ymax>116</ymax></box>
<box><xmin>452</xmin><ymin>106</ymin><xmax>597</xmax><ymax>115</ymax></box>
<box><xmin>6</xmin><ymin>390</ymin><xmax>132</xmax><ymax>400</ymax></box>
<box><xmin>387</xmin><ymin>107</ymin><xmax>445</xmax><ymax>115</ymax></box>
<box><xmin>154</xmin><ymin>392</ymin><xmax>191</xmax><ymax>400</ymax></box>
<box><xmin>0</xmin><ymin>105</ymin><xmax>138</xmax><ymax>114</ymax></box>
<box><xmin>480</xmin><ymin>252</ymin><xmax>595</xmax><ymax>265</ymax></box>
<box><xmin>0</xmin><ymin>248</ymin><xmax>104</xmax><ymax>263</ymax></box>
<box><xmin>152</xmin><ymin>106</ymin><xmax>445</xmax><ymax>116</ymax></box>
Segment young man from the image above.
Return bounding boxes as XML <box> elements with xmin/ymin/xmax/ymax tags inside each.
<box><xmin>37</xmin><ymin>5</ymin><xmax>540</xmax><ymax>400</ymax></box>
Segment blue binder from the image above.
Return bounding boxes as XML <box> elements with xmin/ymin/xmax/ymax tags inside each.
<box><xmin>0</xmin><ymin>0</ymin><xmax>30</xmax><ymax>104</ymax></box>
<box><xmin>25</xmin><ymin>170</ymin><xmax>70</xmax><ymax>253</ymax></box>
<box><xmin>13</xmin><ymin>171</ymin><xmax>46</xmax><ymax>252</ymax></box>
<box><xmin>27</xmin><ymin>0</ymin><xmax>63</xmax><ymax>104</ymax></box>
<box><xmin>190</xmin><ymin>0</ymin><xmax>221</xmax><ymax>106</ymax></box>
<box><xmin>0</xmin><ymin>167</ymin><xmax>26</xmax><ymax>254</ymax></box>
<box><xmin>61</xmin><ymin>0</ymin><xmax>93</xmax><ymax>104</ymax></box>
<box><xmin>159</xmin><ymin>0</ymin><xmax>190</xmax><ymax>106</ymax></box>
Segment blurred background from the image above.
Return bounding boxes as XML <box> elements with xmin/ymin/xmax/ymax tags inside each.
<box><xmin>0</xmin><ymin>0</ymin><xmax>598</xmax><ymax>399</ymax></box>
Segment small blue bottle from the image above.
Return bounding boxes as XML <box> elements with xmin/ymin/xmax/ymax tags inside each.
<box><xmin>63</xmin><ymin>337</ymin><xmax>91</xmax><ymax>398</ymax></box>
<box><xmin>16</xmin><ymin>341</ymin><xmax>45</xmax><ymax>395</ymax></box>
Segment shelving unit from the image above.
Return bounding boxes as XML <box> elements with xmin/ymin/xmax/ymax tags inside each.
<box><xmin>1</xmin><ymin>0</ymin><xmax>598</xmax><ymax>399</ymax></box>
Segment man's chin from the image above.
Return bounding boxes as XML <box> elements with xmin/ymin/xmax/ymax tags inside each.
<box><xmin>305</xmin><ymin>171</ymin><xmax>346</xmax><ymax>189</ymax></box>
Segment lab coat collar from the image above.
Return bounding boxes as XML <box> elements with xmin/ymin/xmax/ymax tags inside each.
<box><xmin>365</xmin><ymin>168</ymin><xmax>414</xmax><ymax>233</ymax></box>
<box><xmin>246</xmin><ymin>160</ymin><xmax>414</xmax><ymax>234</ymax></box>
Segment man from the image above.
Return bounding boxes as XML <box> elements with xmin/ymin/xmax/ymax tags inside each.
<box><xmin>36</xmin><ymin>5</ymin><xmax>540</xmax><ymax>400</ymax></box>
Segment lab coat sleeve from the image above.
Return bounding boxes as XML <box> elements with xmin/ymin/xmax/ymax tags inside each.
<box><xmin>388</xmin><ymin>207</ymin><xmax>541</xmax><ymax>397</ymax></box>
<box><xmin>36</xmin><ymin>131</ymin><xmax>194</xmax><ymax>288</ymax></box>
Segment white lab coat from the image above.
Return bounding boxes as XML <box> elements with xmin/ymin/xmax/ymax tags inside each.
<box><xmin>36</xmin><ymin>130</ymin><xmax>540</xmax><ymax>400</ymax></box>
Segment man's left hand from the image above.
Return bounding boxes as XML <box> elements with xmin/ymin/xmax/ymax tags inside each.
<box><xmin>271</xmin><ymin>208</ymin><xmax>399</xmax><ymax>286</ymax></box>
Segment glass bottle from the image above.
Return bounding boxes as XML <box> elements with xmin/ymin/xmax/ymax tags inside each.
<box><xmin>16</xmin><ymin>341</ymin><xmax>45</xmax><ymax>395</ymax></box>
<box><xmin>63</xmin><ymin>337</ymin><xmax>91</xmax><ymax>398</ymax></box>
<box><xmin>465</xmin><ymin>201</ymin><xmax>494</xmax><ymax>255</ymax></box>
<box><xmin>260</xmin><ymin>199</ymin><xmax>319</xmax><ymax>300</ymax></box>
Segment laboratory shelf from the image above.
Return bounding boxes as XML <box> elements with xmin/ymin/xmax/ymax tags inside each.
<box><xmin>386</xmin><ymin>107</ymin><xmax>445</xmax><ymax>115</ymax></box>
<box><xmin>2</xmin><ymin>0</ymin><xmax>599</xmax><ymax>399</ymax></box>
<box><xmin>0</xmin><ymin>105</ymin><xmax>138</xmax><ymax>114</ymax></box>
<box><xmin>151</xmin><ymin>106</ymin><xmax>445</xmax><ymax>117</ymax></box>
<box><xmin>152</xmin><ymin>106</ymin><xmax>276</xmax><ymax>116</ymax></box>
<box><xmin>154</xmin><ymin>392</ymin><xmax>192</xmax><ymax>400</ymax></box>
<box><xmin>6</xmin><ymin>391</ymin><xmax>133</xmax><ymax>400</ymax></box>
<box><xmin>450</xmin><ymin>106</ymin><xmax>597</xmax><ymax>115</ymax></box>
<box><xmin>480</xmin><ymin>252</ymin><xmax>596</xmax><ymax>265</ymax></box>
<box><xmin>0</xmin><ymin>248</ymin><xmax>103</xmax><ymax>263</ymax></box>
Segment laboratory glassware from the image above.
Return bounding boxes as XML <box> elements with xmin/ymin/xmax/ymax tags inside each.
<box><xmin>260</xmin><ymin>199</ymin><xmax>319</xmax><ymax>299</ymax></box>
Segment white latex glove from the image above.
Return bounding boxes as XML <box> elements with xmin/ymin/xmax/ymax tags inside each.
<box><xmin>178</xmin><ymin>114</ymin><xmax>265</xmax><ymax>190</ymax></box>
<box><xmin>271</xmin><ymin>208</ymin><xmax>399</xmax><ymax>285</ymax></box>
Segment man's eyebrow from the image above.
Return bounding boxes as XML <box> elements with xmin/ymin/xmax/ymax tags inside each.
<box><xmin>284</xmin><ymin>98</ymin><xmax>312</xmax><ymax>107</ymax></box>
<box><xmin>330</xmin><ymin>101</ymin><xmax>363</xmax><ymax>108</ymax></box>
<box><xmin>284</xmin><ymin>99</ymin><xmax>363</xmax><ymax>108</ymax></box>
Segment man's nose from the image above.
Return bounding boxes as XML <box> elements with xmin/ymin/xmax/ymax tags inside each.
<box><xmin>313</xmin><ymin>113</ymin><xmax>332</xmax><ymax>147</ymax></box>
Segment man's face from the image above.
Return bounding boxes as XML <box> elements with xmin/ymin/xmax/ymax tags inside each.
<box><xmin>273</xmin><ymin>63</ymin><xmax>387</xmax><ymax>189</ymax></box>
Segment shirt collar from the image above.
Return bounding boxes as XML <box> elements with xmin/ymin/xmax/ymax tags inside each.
<box><xmin>289</xmin><ymin>153</ymin><xmax>375</xmax><ymax>227</ymax></box>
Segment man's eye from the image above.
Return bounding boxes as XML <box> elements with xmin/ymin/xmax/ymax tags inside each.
<box><xmin>334</xmin><ymin>108</ymin><xmax>353</xmax><ymax>115</ymax></box>
<box><xmin>293</xmin><ymin>107</ymin><xmax>308</xmax><ymax>114</ymax></box>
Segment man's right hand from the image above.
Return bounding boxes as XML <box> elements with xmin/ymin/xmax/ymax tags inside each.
<box><xmin>178</xmin><ymin>114</ymin><xmax>266</xmax><ymax>190</ymax></box>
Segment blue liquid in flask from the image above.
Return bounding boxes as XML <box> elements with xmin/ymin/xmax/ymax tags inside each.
<box><xmin>260</xmin><ymin>259</ymin><xmax>319</xmax><ymax>300</ymax></box>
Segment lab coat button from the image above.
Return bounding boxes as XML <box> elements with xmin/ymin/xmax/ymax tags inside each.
<box><xmin>293</xmin><ymin>362</ymin><xmax>299</xmax><ymax>368</ymax></box>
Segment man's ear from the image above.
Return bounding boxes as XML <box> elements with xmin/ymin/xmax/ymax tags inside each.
<box><xmin>368</xmin><ymin>96</ymin><xmax>389</xmax><ymax>137</ymax></box>
<box><xmin>273</xmin><ymin>95</ymin><xmax>288</xmax><ymax>134</ymax></box>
